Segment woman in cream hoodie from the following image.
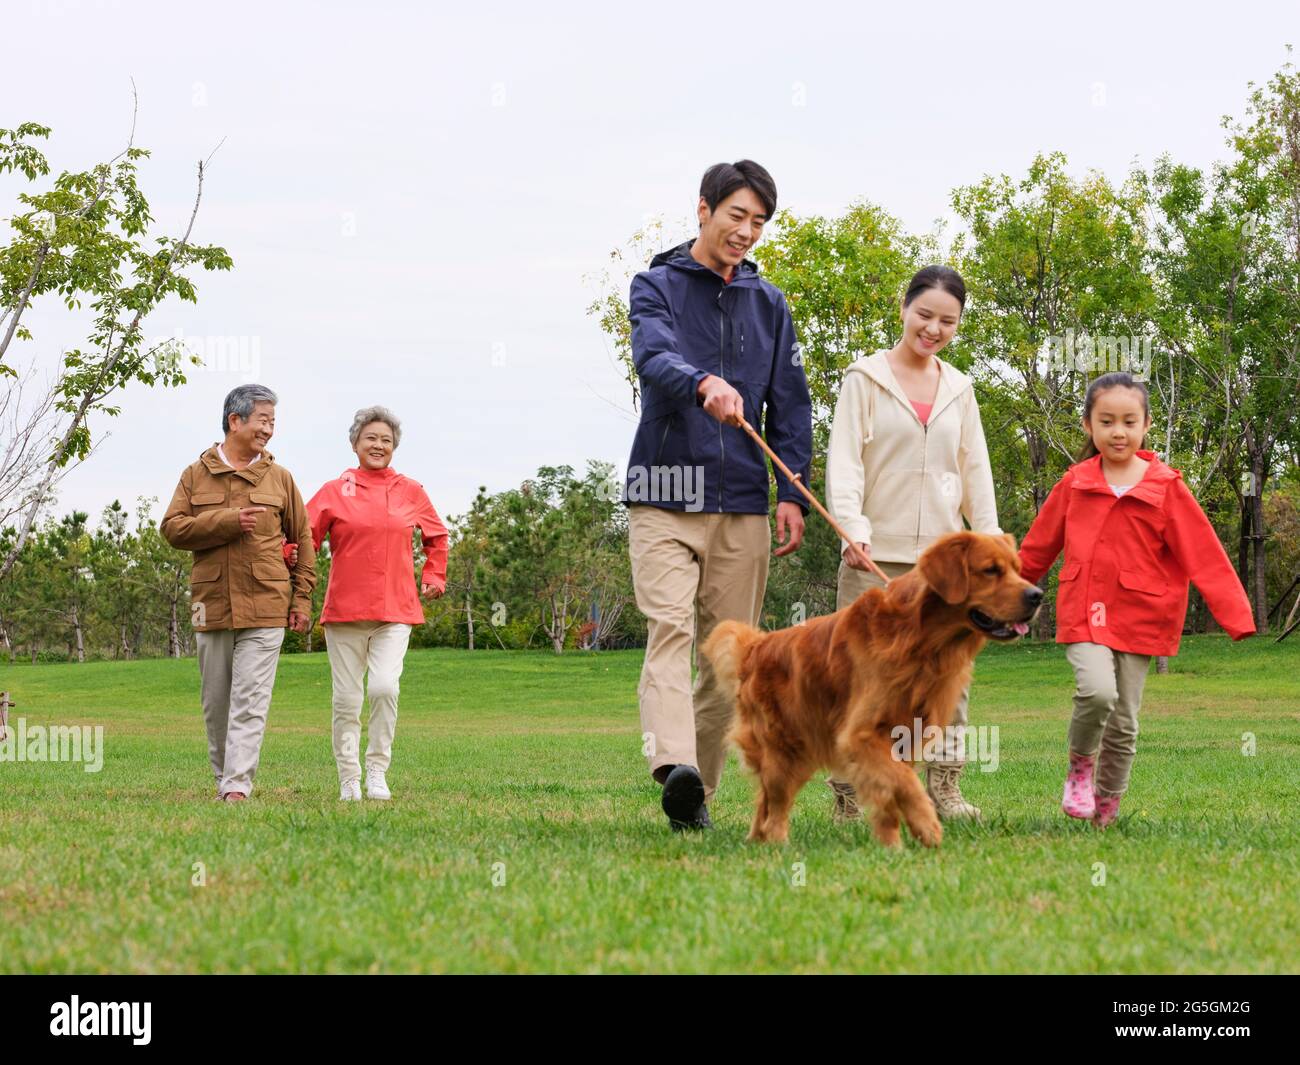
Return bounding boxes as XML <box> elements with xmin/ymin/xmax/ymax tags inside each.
<box><xmin>825</xmin><ymin>265</ymin><xmax>1000</xmax><ymax>821</ymax></box>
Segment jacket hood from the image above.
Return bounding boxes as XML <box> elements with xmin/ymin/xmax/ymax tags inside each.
<box><xmin>650</xmin><ymin>240</ymin><xmax>761</xmax><ymax>283</ymax></box>
<box><xmin>1069</xmin><ymin>450</ymin><xmax>1181</xmax><ymax>507</ymax></box>
<box><xmin>844</xmin><ymin>349</ymin><xmax>972</xmax><ymax>422</ymax></box>
<box><xmin>337</xmin><ymin>465</ymin><xmax>402</xmax><ymax>485</ymax></box>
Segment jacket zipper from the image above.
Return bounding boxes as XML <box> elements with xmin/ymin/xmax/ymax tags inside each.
<box><xmin>655</xmin><ymin>418</ymin><xmax>672</xmax><ymax>465</ymax></box>
<box><xmin>892</xmin><ymin>363</ymin><xmax>937</xmax><ymax>555</ymax></box>
<box><xmin>717</xmin><ymin>294</ymin><xmax>725</xmax><ymax>512</ymax></box>
<box><xmin>914</xmin><ymin>420</ymin><xmax>929</xmax><ymax>554</ymax></box>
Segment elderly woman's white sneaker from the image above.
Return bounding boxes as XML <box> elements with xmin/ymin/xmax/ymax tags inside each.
<box><xmin>366</xmin><ymin>771</ymin><xmax>391</xmax><ymax>801</ymax></box>
<box><xmin>339</xmin><ymin>778</ymin><xmax>362</xmax><ymax>801</ymax></box>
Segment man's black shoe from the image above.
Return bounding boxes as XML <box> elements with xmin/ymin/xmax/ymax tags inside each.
<box><xmin>670</xmin><ymin>806</ymin><xmax>712</xmax><ymax>832</ymax></box>
<box><xmin>669</xmin><ymin>804</ymin><xmax>712</xmax><ymax>831</ymax></box>
<box><xmin>662</xmin><ymin>764</ymin><xmax>709</xmax><ymax>830</ymax></box>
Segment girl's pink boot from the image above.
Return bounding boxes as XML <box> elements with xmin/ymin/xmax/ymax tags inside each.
<box><xmin>1093</xmin><ymin>793</ymin><xmax>1121</xmax><ymax>828</ymax></box>
<box><xmin>1062</xmin><ymin>752</ymin><xmax>1096</xmax><ymax>819</ymax></box>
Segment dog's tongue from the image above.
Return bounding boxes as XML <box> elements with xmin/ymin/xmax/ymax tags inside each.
<box><xmin>1012</xmin><ymin>621</ymin><xmax>1029</xmax><ymax>635</ymax></box>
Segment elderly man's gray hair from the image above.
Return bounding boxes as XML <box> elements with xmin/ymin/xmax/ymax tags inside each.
<box><xmin>222</xmin><ymin>384</ymin><xmax>278</xmax><ymax>434</ymax></box>
<box><xmin>349</xmin><ymin>406</ymin><xmax>402</xmax><ymax>448</ymax></box>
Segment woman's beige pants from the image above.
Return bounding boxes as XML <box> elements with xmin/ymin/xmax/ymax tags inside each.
<box><xmin>324</xmin><ymin>621</ymin><xmax>413</xmax><ymax>783</ymax></box>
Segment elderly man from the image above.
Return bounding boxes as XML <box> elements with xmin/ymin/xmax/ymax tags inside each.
<box><xmin>161</xmin><ymin>384</ymin><xmax>316</xmax><ymax>802</ymax></box>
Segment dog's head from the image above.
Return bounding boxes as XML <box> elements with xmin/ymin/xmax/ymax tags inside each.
<box><xmin>916</xmin><ymin>532</ymin><xmax>1042</xmax><ymax>641</ymax></box>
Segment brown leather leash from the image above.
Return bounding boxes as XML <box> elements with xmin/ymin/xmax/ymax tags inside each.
<box><xmin>737</xmin><ymin>417</ymin><xmax>891</xmax><ymax>585</ymax></box>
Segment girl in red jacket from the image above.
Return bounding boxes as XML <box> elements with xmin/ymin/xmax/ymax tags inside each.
<box><xmin>1018</xmin><ymin>372</ymin><xmax>1255</xmax><ymax>827</ymax></box>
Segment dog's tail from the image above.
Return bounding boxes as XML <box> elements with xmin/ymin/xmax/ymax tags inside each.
<box><xmin>702</xmin><ymin>620</ymin><xmax>761</xmax><ymax>704</ymax></box>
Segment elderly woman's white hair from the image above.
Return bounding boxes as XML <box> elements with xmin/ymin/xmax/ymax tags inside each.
<box><xmin>349</xmin><ymin>406</ymin><xmax>402</xmax><ymax>448</ymax></box>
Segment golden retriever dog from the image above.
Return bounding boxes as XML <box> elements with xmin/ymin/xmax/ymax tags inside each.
<box><xmin>702</xmin><ymin>531</ymin><xmax>1041</xmax><ymax>848</ymax></box>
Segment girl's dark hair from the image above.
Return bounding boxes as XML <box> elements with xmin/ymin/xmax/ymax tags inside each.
<box><xmin>699</xmin><ymin>160</ymin><xmax>778</xmax><ymax>219</ymax></box>
<box><xmin>903</xmin><ymin>265</ymin><xmax>967</xmax><ymax>311</ymax></box>
<box><xmin>1076</xmin><ymin>371</ymin><xmax>1151</xmax><ymax>461</ymax></box>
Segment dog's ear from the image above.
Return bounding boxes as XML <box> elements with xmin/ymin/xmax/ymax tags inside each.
<box><xmin>1001</xmin><ymin>532</ymin><xmax>1018</xmax><ymax>553</ymax></box>
<box><xmin>918</xmin><ymin>534</ymin><xmax>971</xmax><ymax>605</ymax></box>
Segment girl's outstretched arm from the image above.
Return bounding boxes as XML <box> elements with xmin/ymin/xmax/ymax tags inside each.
<box><xmin>1164</xmin><ymin>478</ymin><xmax>1256</xmax><ymax>639</ymax></box>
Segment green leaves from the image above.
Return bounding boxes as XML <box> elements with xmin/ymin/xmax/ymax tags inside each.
<box><xmin>0</xmin><ymin>123</ymin><xmax>52</xmax><ymax>180</ymax></box>
<box><xmin>755</xmin><ymin>202</ymin><xmax>935</xmax><ymax>424</ymax></box>
<box><xmin>0</xmin><ymin>109</ymin><xmax>232</xmax><ymax>584</ymax></box>
<box><xmin>1</xmin><ymin>118</ymin><xmax>230</xmax><ymax>382</ymax></box>
<box><xmin>445</xmin><ymin>463</ymin><xmax>633</xmax><ymax>653</ymax></box>
<box><xmin>0</xmin><ymin>497</ymin><xmax>195</xmax><ymax>660</ymax></box>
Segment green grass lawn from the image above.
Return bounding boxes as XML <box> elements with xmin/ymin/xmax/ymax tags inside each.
<box><xmin>1</xmin><ymin>635</ymin><xmax>1297</xmax><ymax>973</ymax></box>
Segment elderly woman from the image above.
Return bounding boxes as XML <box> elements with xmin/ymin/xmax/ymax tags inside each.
<box><xmin>306</xmin><ymin>406</ymin><xmax>448</xmax><ymax>801</ymax></box>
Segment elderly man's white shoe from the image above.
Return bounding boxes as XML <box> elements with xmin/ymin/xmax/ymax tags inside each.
<box><xmin>366</xmin><ymin>771</ymin><xmax>391</xmax><ymax>801</ymax></box>
<box><xmin>339</xmin><ymin>778</ymin><xmax>362</xmax><ymax>802</ymax></box>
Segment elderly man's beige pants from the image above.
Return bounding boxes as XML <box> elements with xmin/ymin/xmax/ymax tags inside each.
<box><xmin>628</xmin><ymin>505</ymin><xmax>770</xmax><ymax>803</ymax></box>
<box><xmin>196</xmin><ymin>626</ymin><xmax>285</xmax><ymax>797</ymax></box>
<box><xmin>324</xmin><ymin>621</ymin><xmax>413</xmax><ymax>783</ymax></box>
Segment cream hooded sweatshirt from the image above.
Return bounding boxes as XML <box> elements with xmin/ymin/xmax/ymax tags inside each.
<box><xmin>825</xmin><ymin>350</ymin><xmax>1001</xmax><ymax>564</ymax></box>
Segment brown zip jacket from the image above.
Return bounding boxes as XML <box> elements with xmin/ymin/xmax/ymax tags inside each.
<box><xmin>161</xmin><ymin>446</ymin><xmax>317</xmax><ymax>631</ymax></box>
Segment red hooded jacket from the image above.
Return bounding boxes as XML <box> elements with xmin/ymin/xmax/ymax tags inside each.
<box><xmin>1018</xmin><ymin>451</ymin><xmax>1255</xmax><ymax>656</ymax></box>
<box><xmin>307</xmin><ymin>465</ymin><xmax>448</xmax><ymax>625</ymax></box>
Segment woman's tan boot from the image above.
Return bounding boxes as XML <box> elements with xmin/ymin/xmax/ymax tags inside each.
<box><xmin>926</xmin><ymin>765</ymin><xmax>981</xmax><ymax>820</ymax></box>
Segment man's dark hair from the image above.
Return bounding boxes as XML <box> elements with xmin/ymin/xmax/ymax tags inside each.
<box><xmin>699</xmin><ymin>159</ymin><xmax>777</xmax><ymax>219</ymax></box>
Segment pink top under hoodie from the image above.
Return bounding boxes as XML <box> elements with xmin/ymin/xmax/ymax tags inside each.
<box><xmin>307</xmin><ymin>466</ymin><xmax>449</xmax><ymax>625</ymax></box>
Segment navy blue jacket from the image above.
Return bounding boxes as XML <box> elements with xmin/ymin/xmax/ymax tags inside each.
<box><xmin>623</xmin><ymin>241</ymin><xmax>812</xmax><ymax>515</ymax></box>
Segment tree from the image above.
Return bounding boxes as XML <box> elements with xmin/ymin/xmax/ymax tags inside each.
<box><xmin>434</xmin><ymin>486</ymin><xmax>507</xmax><ymax>650</ymax></box>
<box><xmin>126</xmin><ymin>497</ymin><xmax>192</xmax><ymax>658</ymax></box>
<box><xmin>482</xmin><ymin>464</ymin><xmax>635</xmax><ymax>654</ymax></box>
<box><xmin>1147</xmin><ymin>53</ymin><xmax>1300</xmax><ymax>629</ymax></box>
<box><xmin>950</xmin><ymin>153</ymin><xmax>1155</xmax><ymax>637</ymax></box>
<box><xmin>89</xmin><ymin>499</ymin><xmax>142</xmax><ymax>658</ymax></box>
<box><xmin>951</xmin><ymin>152</ymin><xmax>1156</xmax><ymax>510</ymax></box>
<box><xmin>0</xmin><ymin>98</ymin><xmax>232</xmax><ymax>581</ymax></box>
<box><xmin>755</xmin><ymin>202</ymin><xmax>937</xmax><ymax>430</ymax></box>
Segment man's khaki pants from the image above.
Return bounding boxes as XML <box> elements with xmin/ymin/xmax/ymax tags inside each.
<box><xmin>196</xmin><ymin>626</ymin><xmax>285</xmax><ymax>797</ymax></box>
<box><xmin>629</xmin><ymin>505</ymin><xmax>770</xmax><ymax>804</ymax></box>
<box><xmin>324</xmin><ymin>621</ymin><xmax>413</xmax><ymax>783</ymax></box>
<box><xmin>836</xmin><ymin>558</ymin><xmax>970</xmax><ymax>766</ymax></box>
<box><xmin>1065</xmin><ymin>641</ymin><xmax>1150</xmax><ymax>797</ymax></box>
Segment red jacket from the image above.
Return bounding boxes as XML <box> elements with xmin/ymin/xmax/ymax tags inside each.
<box><xmin>307</xmin><ymin>466</ymin><xmax>449</xmax><ymax>625</ymax></box>
<box><xmin>1018</xmin><ymin>451</ymin><xmax>1255</xmax><ymax>656</ymax></box>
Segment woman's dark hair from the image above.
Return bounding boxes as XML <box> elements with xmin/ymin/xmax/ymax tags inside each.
<box><xmin>903</xmin><ymin>265</ymin><xmax>967</xmax><ymax>312</ymax></box>
<box><xmin>699</xmin><ymin>160</ymin><xmax>777</xmax><ymax>219</ymax></box>
<box><xmin>1076</xmin><ymin>371</ymin><xmax>1151</xmax><ymax>461</ymax></box>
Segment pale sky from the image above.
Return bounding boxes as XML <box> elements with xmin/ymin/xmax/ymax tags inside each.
<box><xmin>4</xmin><ymin>0</ymin><xmax>1294</xmax><ymax>529</ymax></box>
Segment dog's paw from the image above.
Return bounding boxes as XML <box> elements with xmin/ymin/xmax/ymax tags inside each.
<box><xmin>910</xmin><ymin>812</ymin><xmax>943</xmax><ymax>848</ymax></box>
<box><xmin>870</xmin><ymin>816</ymin><xmax>902</xmax><ymax>848</ymax></box>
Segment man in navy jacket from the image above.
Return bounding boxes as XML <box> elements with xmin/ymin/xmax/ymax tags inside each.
<box><xmin>625</xmin><ymin>159</ymin><xmax>812</xmax><ymax>831</ymax></box>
